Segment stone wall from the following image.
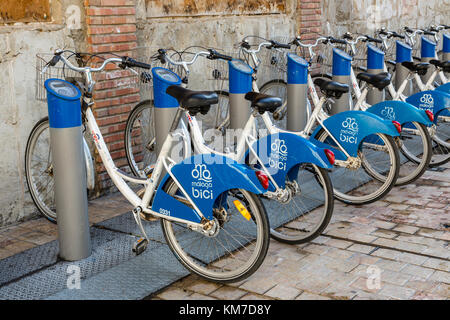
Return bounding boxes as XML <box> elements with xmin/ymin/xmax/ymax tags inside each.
<box><xmin>0</xmin><ymin>0</ymin><xmax>86</xmax><ymax>226</ymax></box>
<box><xmin>322</xmin><ymin>0</ymin><xmax>450</xmax><ymax>37</ymax></box>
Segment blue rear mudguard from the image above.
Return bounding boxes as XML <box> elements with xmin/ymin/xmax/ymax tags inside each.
<box><xmin>242</xmin><ymin>132</ymin><xmax>333</xmax><ymax>192</ymax></box>
<box><xmin>435</xmin><ymin>82</ymin><xmax>450</xmax><ymax>94</ymax></box>
<box><xmin>406</xmin><ymin>90</ymin><xmax>450</xmax><ymax>123</ymax></box>
<box><xmin>309</xmin><ymin>110</ymin><xmax>400</xmax><ymax>159</ymax></box>
<box><xmin>366</xmin><ymin>100</ymin><xmax>433</xmax><ymax>126</ymax></box>
<box><xmin>152</xmin><ymin>154</ymin><xmax>267</xmax><ymax>223</ymax></box>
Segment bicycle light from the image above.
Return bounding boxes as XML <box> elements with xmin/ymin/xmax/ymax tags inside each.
<box><xmin>324</xmin><ymin>149</ymin><xmax>335</xmax><ymax>165</ymax></box>
<box><xmin>392</xmin><ymin>120</ymin><xmax>402</xmax><ymax>133</ymax></box>
<box><xmin>425</xmin><ymin>110</ymin><xmax>434</xmax><ymax>122</ymax></box>
<box><xmin>255</xmin><ymin>170</ymin><xmax>269</xmax><ymax>190</ymax></box>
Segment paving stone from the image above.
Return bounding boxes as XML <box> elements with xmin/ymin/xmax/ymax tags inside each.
<box><xmin>187</xmin><ymin>280</ymin><xmax>222</xmax><ymax>295</ymax></box>
<box><xmin>239</xmin><ymin>276</ymin><xmax>277</xmax><ymax>295</ymax></box>
<box><xmin>185</xmin><ymin>293</ymin><xmax>217</xmax><ymax>300</ymax></box>
<box><xmin>371</xmin><ymin>248</ymin><xmax>400</xmax><ymax>260</ymax></box>
<box><xmin>422</xmin><ymin>258</ymin><xmax>450</xmax><ymax>272</ymax></box>
<box><xmin>432</xmin><ymin>284</ymin><xmax>450</xmax><ymax>298</ymax></box>
<box><xmin>370</xmin><ymin>220</ymin><xmax>397</xmax><ymax>230</ymax></box>
<box><xmin>348</xmin><ymin>244</ymin><xmax>375</xmax><ymax>254</ymax></box>
<box><xmin>325</xmin><ymin>238</ymin><xmax>353</xmax><ymax>249</ymax></box>
<box><xmin>429</xmin><ymin>271</ymin><xmax>450</xmax><ymax>284</ymax></box>
<box><xmin>379</xmin><ymin>284</ymin><xmax>416</xmax><ymax>300</ymax></box>
<box><xmin>209</xmin><ymin>286</ymin><xmax>247</xmax><ymax>300</ymax></box>
<box><xmin>380</xmin><ymin>270</ymin><xmax>411</xmax><ymax>286</ymax></box>
<box><xmin>370</xmin><ymin>229</ymin><xmax>398</xmax><ymax>239</ymax></box>
<box><xmin>156</xmin><ymin>288</ymin><xmax>192</xmax><ymax>300</ymax></box>
<box><xmin>396</xmin><ymin>252</ymin><xmax>428</xmax><ymax>266</ymax></box>
<box><xmin>401</xmin><ymin>264</ymin><xmax>435</xmax><ymax>279</ymax></box>
<box><xmin>393</xmin><ymin>225</ymin><xmax>420</xmax><ymax>234</ymax></box>
<box><xmin>264</xmin><ymin>284</ymin><xmax>301</xmax><ymax>300</ymax></box>
<box><xmin>295</xmin><ymin>292</ymin><xmax>331</xmax><ymax>300</ymax></box>
<box><xmin>240</xmin><ymin>293</ymin><xmax>272</xmax><ymax>300</ymax></box>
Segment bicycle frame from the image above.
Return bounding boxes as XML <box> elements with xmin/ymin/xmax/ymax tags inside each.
<box><xmin>53</xmin><ymin>53</ymin><xmax>268</xmax><ymax>242</ymax></box>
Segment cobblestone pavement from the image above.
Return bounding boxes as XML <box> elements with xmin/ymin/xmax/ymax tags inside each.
<box><xmin>151</xmin><ymin>165</ymin><xmax>450</xmax><ymax>300</ymax></box>
<box><xmin>0</xmin><ymin>165</ymin><xmax>448</xmax><ymax>300</ymax></box>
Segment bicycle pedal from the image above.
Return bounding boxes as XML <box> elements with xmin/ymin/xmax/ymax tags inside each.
<box><xmin>132</xmin><ymin>238</ymin><xmax>148</xmax><ymax>255</ymax></box>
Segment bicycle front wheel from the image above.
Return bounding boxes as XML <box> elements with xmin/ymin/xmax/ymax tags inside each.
<box><xmin>266</xmin><ymin>164</ymin><xmax>334</xmax><ymax>244</ymax></box>
<box><xmin>161</xmin><ymin>179</ymin><xmax>270</xmax><ymax>283</ymax></box>
<box><xmin>317</xmin><ymin>130</ymin><xmax>400</xmax><ymax>204</ymax></box>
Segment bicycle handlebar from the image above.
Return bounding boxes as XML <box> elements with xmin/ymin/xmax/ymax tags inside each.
<box><xmin>42</xmin><ymin>50</ymin><xmax>150</xmax><ymax>74</ymax></box>
<box><xmin>157</xmin><ymin>48</ymin><xmax>232</xmax><ymax>69</ymax></box>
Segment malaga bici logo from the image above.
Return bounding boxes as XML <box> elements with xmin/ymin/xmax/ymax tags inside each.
<box><xmin>419</xmin><ymin>94</ymin><xmax>434</xmax><ymax>110</ymax></box>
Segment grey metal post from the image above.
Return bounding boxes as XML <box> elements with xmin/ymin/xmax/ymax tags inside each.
<box><xmin>45</xmin><ymin>79</ymin><xmax>91</xmax><ymax>261</ymax></box>
<box><xmin>228</xmin><ymin>60</ymin><xmax>253</xmax><ymax>130</ymax></box>
<box><xmin>286</xmin><ymin>53</ymin><xmax>309</xmax><ymax>131</ymax></box>
<box><xmin>395</xmin><ymin>41</ymin><xmax>413</xmax><ymax>96</ymax></box>
<box><xmin>366</xmin><ymin>44</ymin><xmax>385</xmax><ymax>104</ymax></box>
<box><xmin>420</xmin><ymin>36</ymin><xmax>437</xmax><ymax>84</ymax></box>
<box><xmin>331</xmin><ymin>48</ymin><xmax>352</xmax><ymax>115</ymax></box>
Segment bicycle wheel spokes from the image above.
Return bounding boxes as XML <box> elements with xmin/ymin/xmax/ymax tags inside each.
<box><xmin>125</xmin><ymin>101</ymin><xmax>156</xmax><ymax>177</ymax></box>
<box><xmin>258</xmin><ymin>80</ymin><xmax>288</xmax><ymax>130</ymax></box>
<box><xmin>397</xmin><ymin>122</ymin><xmax>431</xmax><ymax>185</ymax></box>
<box><xmin>266</xmin><ymin>164</ymin><xmax>333</xmax><ymax>244</ymax></box>
<box><xmin>26</xmin><ymin>119</ymin><xmax>57</xmax><ymax>221</ymax></box>
<box><xmin>162</xmin><ymin>183</ymin><xmax>268</xmax><ymax>283</ymax></box>
<box><xmin>318</xmin><ymin>131</ymin><xmax>399</xmax><ymax>204</ymax></box>
<box><xmin>430</xmin><ymin>108</ymin><xmax>450</xmax><ymax>167</ymax></box>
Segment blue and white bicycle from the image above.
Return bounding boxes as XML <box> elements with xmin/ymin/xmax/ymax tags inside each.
<box><xmin>125</xmin><ymin>48</ymin><xmax>336</xmax><ymax>244</ymax></box>
<box><xmin>39</xmin><ymin>50</ymin><xmax>272</xmax><ymax>283</ymax></box>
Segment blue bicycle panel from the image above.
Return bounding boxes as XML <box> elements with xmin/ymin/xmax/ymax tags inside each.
<box><xmin>366</xmin><ymin>100</ymin><xmax>433</xmax><ymax>126</ymax></box>
<box><xmin>435</xmin><ymin>82</ymin><xmax>450</xmax><ymax>94</ymax></box>
<box><xmin>152</xmin><ymin>154</ymin><xmax>267</xmax><ymax>222</ymax></box>
<box><xmin>310</xmin><ymin>111</ymin><xmax>400</xmax><ymax>158</ymax></box>
<box><xmin>406</xmin><ymin>90</ymin><xmax>450</xmax><ymax>122</ymax></box>
<box><xmin>242</xmin><ymin>132</ymin><xmax>333</xmax><ymax>191</ymax></box>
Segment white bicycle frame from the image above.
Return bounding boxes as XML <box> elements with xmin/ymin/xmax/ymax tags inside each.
<box><xmin>53</xmin><ymin>53</ymin><xmax>214</xmax><ymax>241</ymax></box>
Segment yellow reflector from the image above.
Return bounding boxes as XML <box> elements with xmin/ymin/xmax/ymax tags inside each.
<box><xmin>233</xmin><ymin>200</ymin><xmax>251</xmax><ymax>221</ymax></box>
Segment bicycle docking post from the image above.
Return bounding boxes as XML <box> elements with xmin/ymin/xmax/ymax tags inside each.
<box><xmin>152</xmin><ymin>68</ymin><xmax>182</xmax><ymax>157</ymax></box>
<box><xmin>44</xmin><ymin>79</ymin><xmax>91</xmax><ymax>261</ymax></box>
<box><xmin>444</xmin><ymin>34</ymin><xmax>450</xmax><ymax>77</ymax></box>
<box><xmin>366</xmin><ymin>44</ymin><xmax>385</xmax><ymax>104</ymax></box>
<box><xmin>395</xmin><ymin>41</ymin><xmax>413</xmax><ymax>96</ymax></box>
<box><xmin>421</xmin><ymin>36</ymin><xmax>437</xmax><ymax>83</ymax></box>
<box><xmin>444</xmin><ymin>34</ymin><xmax>450</xmax><ymax>61</ymax></box>
<box><xmin>331</xmin><ymin>48</ymin><xmax>352</xmax><ymax>114</ymax></box>
<box><xmin>228</xmin><ymin>60</ymin><xmax>253</xmax><ymax>130</ymax></box>
<box><xmin>286</xmin><ymin>53</ymin><xmax>308</xmax><ymax>131</ymax></box>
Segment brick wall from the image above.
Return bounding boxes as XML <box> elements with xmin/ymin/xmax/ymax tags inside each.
<box><xmin>85</xmin><ymin>0</ymin><xmax>139</xmax><ymax>190</ymax></box>
<box><xmin>298</xmin><ymin>0</ymin><xmax>322</xmax><ymax>40</ymax></box>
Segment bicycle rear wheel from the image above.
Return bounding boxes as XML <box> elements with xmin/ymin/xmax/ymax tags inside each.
<box><xmin>317</xmin><ymin>130</ymin><xmax>400</xmax><ymax>204</ymax></box>
<box><xmin>429</xmin><ymin>107</ymin><xmax>450</xmax><ymax>167</ymax></box>
<box><xmin>160</xmin><ymin>179</ymin><xmax>270</xmax><ymax>283</ymax></box>
<box><xmin>267</xmin><ymin>164</ymin><xmax>334</xmax><ymax>244</ymax></box>
<box><xmin>124</xmin><ymin>100</ymin><xmax>157</xmax><ymax>178</ymax></box>
<box><xmin>25</xmin><ymin>117</ymin><xmax>56</xmax><ymax>222</ymax></box>
<box><xmin>396</xmin><ymin>121</ymin><xmax>432</xmax><ymax>185</ymax></box>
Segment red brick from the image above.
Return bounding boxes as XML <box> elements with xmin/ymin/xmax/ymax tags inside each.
<box><xmin>86</xmin><ymin>7</ymin><xmax>135</xmax><ymax>16</ymax></box>
<box><xmin>88</xmin><ymin>34</ymin><xmax>137</xmax><ymax>44</ymax></box>
<box><xmin>87</xmin><ymin>25</ymin><xmax>136</xmax><ymax>35</ymax></box>
<box><xmin>86</xmin><ymin>16</ymin><xmax>136</xmax><ymax>25</ymax></box>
